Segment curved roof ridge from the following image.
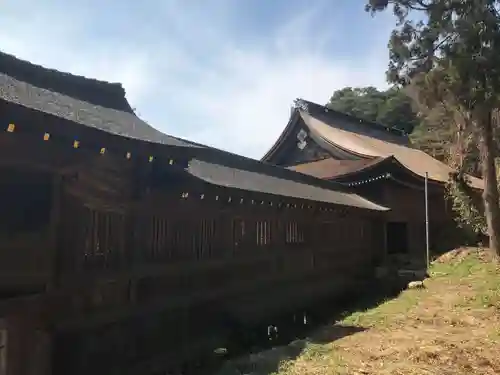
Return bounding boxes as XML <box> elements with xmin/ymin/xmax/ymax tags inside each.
<box><xmin>296</xmin><ymin>98</ymin><xmax>410</xmax><ymax>139</ymax></box>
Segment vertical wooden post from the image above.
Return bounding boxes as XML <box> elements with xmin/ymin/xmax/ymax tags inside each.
<box><xmin>425</xmin><ymin>172</ymin><xmax>430</xmax><ymax>269</ymax></box>
<box><xmin>126</xmin><ymin>159</ymin><xmax>145</xmax><ymax>305</ymax></box>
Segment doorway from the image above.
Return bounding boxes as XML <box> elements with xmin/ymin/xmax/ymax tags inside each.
<box><xmin>386</xmin><ymin>222</ymin><xmax>409</xmax><ymax>254</ymax></box>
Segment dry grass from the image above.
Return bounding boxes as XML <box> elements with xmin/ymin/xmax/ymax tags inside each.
<box><xmin>217</xmin><ymin>247</ymin><xmax>500</xmax><ymax>375</ymax></box>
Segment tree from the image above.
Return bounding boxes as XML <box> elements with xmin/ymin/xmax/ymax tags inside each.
<box><xmin>327</xmin><ymin>86</ymin><xmax>419</xmax><ymax>134</ymax></box>
<box><xmin>366</xmin><ymin>0</ymin><xmax>500</xmax><ymax>258</ymax></box>
<box><xmin>409</xmin><ymin>103</ymin><xmax>457</xmax><ymax>162</ymax></box>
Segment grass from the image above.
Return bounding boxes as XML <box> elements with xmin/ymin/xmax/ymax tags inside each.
<box><xmin>216</xmin><ymin>247</ymin><xmax>500</xmax><ymax>375</ymax></box>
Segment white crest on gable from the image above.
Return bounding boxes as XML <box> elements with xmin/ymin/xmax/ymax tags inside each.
<box><xmin>297</xmin><ymin>129</ymin><xmax>308</xmax><ymax>142</ymax></box>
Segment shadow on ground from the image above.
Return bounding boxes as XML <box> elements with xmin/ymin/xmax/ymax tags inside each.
<box><xmin>309</xmin><ymin>323</ymin><xmax>366</xmax><ymax>344</ymax></box>
<box><xmin>209</xmin><ymin>281</ymin><xmax>407</xmax><ymax>375</ymax></box>
<box><xmin>214</xmin><ymin>324</ymin><xmax>365</xmax><ymax>375</ymax></box>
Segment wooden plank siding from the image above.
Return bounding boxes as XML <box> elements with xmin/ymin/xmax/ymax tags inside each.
<box><xmin>0</xmin><ymin>132</ymin><xmax>385</xmax><ymax>375</ymax></box>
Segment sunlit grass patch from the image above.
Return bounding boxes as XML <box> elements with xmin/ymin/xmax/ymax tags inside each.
<box><xmin>217</xmin><ymin>248</ymin><xmax>500</xmax><ymax>375</ymax></box>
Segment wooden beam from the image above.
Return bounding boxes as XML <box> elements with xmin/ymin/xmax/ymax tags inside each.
<box><xmin>0</xmin><ymin>134</ymin><xmax>77</xmax><ymax>171</ymax></box>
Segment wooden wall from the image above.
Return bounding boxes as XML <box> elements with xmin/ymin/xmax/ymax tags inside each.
<box><xmin>0</xmin><ymin>127</ymin><xmax>386</xmax><ymax>375</ymax></box>
<box><xmin>380</xmin><ymin>181</ymin><xmax>455</xmax><ymax>261</ymax></box>
<box><xmin>48</xmin><ymin>171</ymin><xmax>384</xmax><ymax>375</ymax></box>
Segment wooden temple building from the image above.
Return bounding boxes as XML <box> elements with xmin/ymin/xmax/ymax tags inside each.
<box><xmin>0</xmin><ymin>53</ymin><xmax>392</xmax><ymax>375</ymax></box>
<box><xmin>262</xmin><ymin>99</ymin><xmax>484</xmax><ymax>264</ymax></box>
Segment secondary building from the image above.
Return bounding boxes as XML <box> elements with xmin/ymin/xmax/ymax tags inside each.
<box><xmin>262</xmin><ymin>99</ymin><xmax>483</xmax><ymax>266</ymax></box>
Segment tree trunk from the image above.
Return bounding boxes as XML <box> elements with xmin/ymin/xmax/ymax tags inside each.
<box><xmin>477</xmin><ymin>110</ymin><xmax>500</xmax><ymax>258</ymax></box>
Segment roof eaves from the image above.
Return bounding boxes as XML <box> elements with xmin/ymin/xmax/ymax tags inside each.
<box><xmin>326</xmin><ymin>156</ymin><xmax>393</xmax><ymax>180</ymax></box>
<box><xmin>260</xmin><ymin>108</ymin><xmax>301</xmax><ymax>162</ymax></box>
<box><xmin>186</xmin><ymin>158</ymin><xmax>390</xmax><ymax>211</ymax></box>
<box><xmin>287</xmin><ymin>157</ymin><xmax>386</xmax><ymax>181</ymax></box>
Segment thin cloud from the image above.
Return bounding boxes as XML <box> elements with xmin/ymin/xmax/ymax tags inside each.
<box><xmin>0</xmin><ymin>0</ymin><xmax>392</xmax><ymax>159</ymax></box>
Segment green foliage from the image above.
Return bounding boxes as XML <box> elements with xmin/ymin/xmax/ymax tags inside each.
<box><xmin>366</xmin><ymin>0</ymin><xmax>500</xmax><ymax>110</ymax></box>
<box><xmin>327</xmin><ymin>86</ymin><xmax>419</xmax><ymax>134</ymax></box>
<box><xmin>367</xmin><ymin>0</ymin><xmax>500</xmax><ymax>257</ymax></box>
<box><xmin>377</xmin><ymin>0</ymin><xmax>500</xmax><ymax>88</ymax></box>
<box><xmin>445</xmin><ymin>172</ymin><xmax>487</xmax><ymax>236</ymax></box>
<box><xmin>410</xmin><ymin>104</ymin><xmax>456</xmax><ymax>161</ymax></box>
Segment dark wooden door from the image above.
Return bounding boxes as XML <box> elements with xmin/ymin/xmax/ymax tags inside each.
<box><xmin>386</xmin><ymin>222</ymin><xmax>409</xmax><ymax>254</ymax></box>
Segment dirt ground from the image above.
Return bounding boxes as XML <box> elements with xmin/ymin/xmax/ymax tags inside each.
<box><xmin>217</xmin><ymin>247</ymin><xmax>500</xmax><ymax>375</ymax></box>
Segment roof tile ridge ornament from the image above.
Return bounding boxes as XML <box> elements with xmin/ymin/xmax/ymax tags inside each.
<box><xmin>293</xmin><ymin>98</ymin><xmax>309</xmax><ymax>113</ymax></box>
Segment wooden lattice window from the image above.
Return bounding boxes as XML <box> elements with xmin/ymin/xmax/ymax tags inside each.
<box><xmin>82</xmin><ymin>207</ymin><xmax>126</xmax><ymax>268</ymax></box>
<box><xmin>285</xmin><ymin>222</ymin><xmax>305</xmax><ymax>244</ymax></box>
<box><xmin>256</xmin><ymin>221</ymin><xmax>271</xmax><ymax>246</ymax></box>
<box><xmin>170</xmin><ymin>220</ymin><xmax>196</xmax><ymax>260</ymax></box>
<box><xmin>297</xmin><ymin>222</ymin><xmax>305</xmax><ymax>244</ymax></box>
<box><xmin>193</xmin><ymin>219</ymin><xmax>216</xmax><ymax>259</ymax></box>
<box><xmin>144</xmin><ymin>216</ymin><xmax>171</xmax><ymax>261</ymax></box>
<box><xmin>233</xmin><ymin>219</ymin><xmax>246</xmax><ymax>250</ymax></box>
<box><xmin>285</xmin><ymin>222</ymin><xmax>297</xmax><ymax>244</ymax></box>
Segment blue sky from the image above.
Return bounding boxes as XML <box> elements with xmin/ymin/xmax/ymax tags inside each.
<box><xmin>0</xmin><ymin>0</ymin><xmax>395</xmax><ymax>159</ymax></box>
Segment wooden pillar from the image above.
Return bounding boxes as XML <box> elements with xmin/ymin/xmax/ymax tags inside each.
<box><xmin>126</xmin><ymin>161</ymin><xmax>145</xmax><ymax>305</ymax></box>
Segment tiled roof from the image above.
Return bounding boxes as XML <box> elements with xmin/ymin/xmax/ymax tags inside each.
<box><xmin>0</xmin><ymin>51</ymin><xmax>201</xmax><ymax>148</ymax></box>
<box><xmin>299</xmin><ymin>110</ymin><xmax>484</xmax><ymax>189</ymax></box>
<box><xmin>0</xmin><ymin>51</ymin><xmax>132</xmax><ymax>112</ymax></box>
<box><xmin>187</xmin><ymin>159</ymin><xmax>389</xmax><ymax>210</ymax></box>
